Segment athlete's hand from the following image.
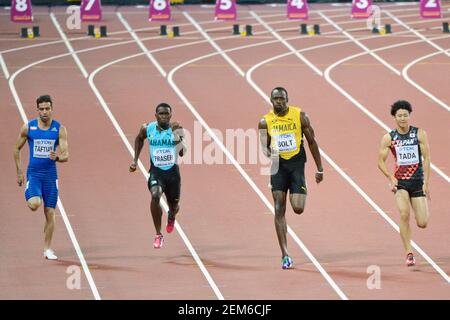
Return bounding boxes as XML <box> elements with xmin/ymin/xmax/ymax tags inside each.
<box><xmin>49</xmin><ymin>151</ymin><xmax>57</xmax><ymax>161</ymax></box>
<box><xmin>389</xmin><ymin>176</ymin><xmax>398</xmax><ymax>193</ymax></box>
<box><xmin>129</xmin><ymin>162</ymin><xmax>137</xmax><ymax>172</ymax></box>
<box><xmin>423</xmin><ymin>183</ymin><xmax>431</xmax><ymax>200</ymax></box>
<box><xmin>315</xmin><ymin>172</ymin><xmax>323</xmax><ymax>183</ymax></box>
<box><xmin>171</xmin><ymin>122</ymin><xmax>182</xmax><ymax>131</ymax></box>
<box><xmin>17</xmin><ymin>171</ymin><xmax>24</xmax><ymax>186</ymax></box>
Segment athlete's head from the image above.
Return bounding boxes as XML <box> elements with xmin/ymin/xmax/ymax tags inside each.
<box><xmin>155</xmin><ymin>102</ymin><xmax>172</xmax><ymax>129</ymax></box>
<box><xmin>391</xmin><ymin>100</ymin><xmax>412</xmax><ymax>129</ymax></box>
<box><xmin>270</xmin><ymin>87</ymin><xmax>288</xmax><ymax>114</ymax></box>
<box><xmin>36</xmin><ymin>95</ymin><xmax>53</xmax><ymax>123</ymax></box>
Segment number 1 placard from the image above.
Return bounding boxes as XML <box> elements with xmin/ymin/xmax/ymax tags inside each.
<box><xmin>215</xmin><ymin>0</ymin><xmax>237</xmax><ymax>21</ymax></box>
<box><xmin>287</xmin><ymin>0</ymin><xmax>309</xmax><ymax>20</ymax></box>
<box><xmin>11</xmin><ymin>0</ymin><xmax>33</xmax><ymax>23</ymax></box>
<box><xmin>81</xmin><ymin>0</ymin><xmax>102</xmax><ymax>22</ymax></box>
<box><xmin>420</xmin><ymin>0</ymin><xmax>442</xmax><ymax>18</ymax></box>
<box><xmin>149</xmin><ymin>0</ymin><xmax>171</xmax><ymax>21</ymax></box>
<box><xmin>351</xmin><ymin>0</ymin><xmax>372</xmax><ymax>19</ymax></box>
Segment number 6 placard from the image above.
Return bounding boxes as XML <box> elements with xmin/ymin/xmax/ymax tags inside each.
<box><xmin>420</xmin><ymin>0</ymin><xmax>442</xmax><ymax>18</ymax></box>
<box><xmin>11</xmin><ymin>0</ymin><xmax>33</xmax><ymax>23</ymax></box>
<box><xmin>287</xmin><ymin>0</ymin><xmax>309</xmax><ymax>20</ymax></box>
<box><xmin>149</xmin><ymin>0</ymin><xmax>171</xmax><ymax>21</ymax></box>
<box><xmin>81</xmin><ymin>0</ymin><xmax>102</xmax><ymax>22</ymax></box>
<box><xmin>215</xmin><ymin>0</ymin><xmax>237</xmax><ymax>21</ymax></box>
<box><xmin>351</xmin><ymin>0</ymin><xmax>372</xmax><ymax>19</ymax></box>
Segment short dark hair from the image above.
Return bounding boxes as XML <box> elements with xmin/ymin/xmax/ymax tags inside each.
<box><xmin>271</xmin><ymin>87</ymin><xmax>288</xmax><ymax>101</ymax></box>
<box><xmin>390</xmin><ymin>100</ymin><xmax>412</xmax><ymax>116</ymax></box>
<box><xmin>36</xmin><ymin>95</ymin><xmax>52</xmax><ymax>108</ymax></box>
<box><xmin>155</xmin><ymin>102</ymin><xmax>172</xmax><ymax>113</ymax></box>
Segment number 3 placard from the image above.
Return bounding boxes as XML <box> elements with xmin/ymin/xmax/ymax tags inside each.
<box><xmin>351</xmin><ymin>0</ymin><xmax>372</xmax><ymax>19</ymax></box>
<box><xmin>420</xmin><ymin>0</ymin><xmax>442</xmax><ymax>18</ymax></box>
<box><xmin>11</xmin><ymin>0</ymin><xmax>33</xmax><ymax>23</ymax></box>
<box><xmin>215</xmin><ymin>0</ymin><xmax>237</xmax><ymax>21</ymax></box>
<box><xmin>287</xmin><ymin>0</ymin><xmax>309</xmax><ymax>20</ymax></box>
<box><xmin>149</xmin><ymin>0</ymin><xmax>171</xmax><ymax>21</ymax></box>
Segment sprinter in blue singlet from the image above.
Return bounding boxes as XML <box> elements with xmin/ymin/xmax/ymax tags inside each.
<box><xmin>14</xmin><ymin>95</ymin><xmax>69</xmax><ymax>260</ymax></box>
<box><xmin>129</xmin><ymin>103</ymin><xmax>186</xmax><ymax>249</ymax></box>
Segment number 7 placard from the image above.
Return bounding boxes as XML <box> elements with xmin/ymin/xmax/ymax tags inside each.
<box><xmin>81</xmin><ymin>0</ymin><xmax>102</xmax><ymax>22</ymax></box>
<box><xmin>11</xmin><ymin>0</ymin><xmax>33</xmax><ymax>23</ymax></box>
<box><xmin>351</xmin><ymin>0</ymin><xmax>372</xmax><ymax>19</ymax></box>
<box><xmin>149</xmin><ymin>0</ymin><xmax>171</xmax><ymax>21</ymax></box>
<box><xmin>287</xmin><ymin>0</ymin><xmax>309</xmax><ymax>20</ymax></box>
<box><xmin>215</xmin><ymin>0</ymin><xmax>237</xmax><ymax>20</ymax></box>
<box><xmin>420</xmin><ymin>0</ymin><xmax>442</xmax><ymax>18</ymax></box>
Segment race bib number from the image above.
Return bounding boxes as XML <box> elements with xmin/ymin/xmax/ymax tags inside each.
<box><xmin>33</xmin><ymin>139</ymin><xmax>55</xmax><ymax>158</ymax></box>
<box><xmin>152</xmin><ymin>148</ymin><xmax>176</xmax><ymax>167</ymax></box>
<box><xmin>396</xmin><ymin>145</ymin><xmax>419</xmax><ymax>166</ymax></box>
<box><xmin>274</xmin><ymin>133</ymin><xmax>297</xmax><ymax>153</ymax></box>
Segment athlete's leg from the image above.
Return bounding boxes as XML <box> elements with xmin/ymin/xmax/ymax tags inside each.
<box><xmin>411</xmin><ymin>197</ymin><xmax>429</xmax><ymax>229</ymax></box>
<box><xmin>43</xmin><ymin>207</ymin><xmax>56</xmax><ymax>251</ymax></box>
<box><xmin>395</xmin><ymin>189</ymin><xmax>413</xmax><ymax>254</ymax></box>
<box><xmin>273</xmin><ymin>191</ymin><xmax>288</xmax><ymax>258</ymax></box>
<box><xmin>290</xmin><ymin>193</ymin><xmax>306</xmax><ymax>215</ymax></box>
<box><xmin>150</xmin><ymin>185</ymin><xmax>163</xmax><ymax>235</ymax></box>
<box><xmin>27</xmin><ymin>197</ymin><xmax>42</xmax><ymax>211</ymax></box>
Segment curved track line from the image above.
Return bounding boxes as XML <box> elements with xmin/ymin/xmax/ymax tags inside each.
<box><xmin>320</xmin><ymin>11</ymin><xmax>450</xmax><ymax>114</ymax></box>
<box><xmin>403</xmin><ymin>50</ymin><xmax>450</xmax><ymax>112</ymax></box>
<box><xmin>251</xmin><ymin>10</ymin><xmax>450</xmax><ymax>183</ymax></box>
<box><xmin>7</xmin><ymin>67</ymin><xmax>101</xmax><ymax>301</ymax></box>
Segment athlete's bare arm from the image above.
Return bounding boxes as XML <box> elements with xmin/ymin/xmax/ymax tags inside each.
<box><xmin>258</xmin><ymin>118</ymin><xmax>271</xmax><ymax>158</ymax></box>
<box><xmin>418</xmin><ymin>128</ymin><xmax>431</xmax><ymax>199</ymax></box>
<box><xmin>171</xmin><ymin>121</ymin><xmax>186</xmax><ymax>157</ymax></box>
<box><xmin>50</xmin><ymin>125</ymin><xmax>69</xmax><ymax>163</ymax></box>
<box><xmin>13</xmin><ymin>124</ymin><xmax>28</xmax><ymax>186</ymax></box>
<box><xmin>129</xmin><ymin>124</ymin><xmax>147</xmax><ymax>172</ymax></box>
<box><xmin>301</xmin><ymin>112</ymin><xmax>323</xmax><ymax>183</ymax></box>
<box><xmin>378</xmin><ymin>133</ymin><xmax>397</xmax><ymax>192</ymax></box>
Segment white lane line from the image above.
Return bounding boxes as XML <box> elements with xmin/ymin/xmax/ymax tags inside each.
<box><xmin>0</xmin><ymin>53</ymin><xmax>10</xmax><ymax>79</ymax></box>
<box><xmin>50</xmin><ymin>13</ymin><xmax>88</xmax><ymax>78</ymax></box>
<box><xmin>169</xmin><ymin>13</ymin><xmax>347</xmax><ymax>300</ymax></box>
<box><xmin>248</xmin><ymin>62</ymin><xmax>450</xmax><ymax>284</ymax></box>
<box><xmin>403</xmin><ymin>50</ymin><xmax>450</xmax><ymax>112</ymax></box>
<box><xmin>7</xmin><ymin>73</ymin><xmax>101</xmax><ymax>301</ymax></box>
<box><xmin>385</xmin><ymin>10</ymin><xmax>450</xmax><ymax>58</ymax></box>
<box><xmin>87</xmin><ymin>64</ymin><xmax>224</xmax><ymax>300</ymax></box>
<box><xmin>318</xmin><ymin>11</ymin><xmax>401</xmax><ymax>76</ymax></box>
<box><xmin>183</xmin><ymin>12</ymin><xmax>245</xmax><ymax>77</ymax></box>
<box><xmin>246</xmin><ymin>44</ymin><xmax>450</xmax><ymax>283</ymax></box>
<box><xmin>117</xmin><ymin>12</ymin><xmax>167</xmax><ymax>77</ymax></box>
<box><xmin>250</xmin><ymin>11</ymin><xmax>323</xmax><ymax>76</ymax></box>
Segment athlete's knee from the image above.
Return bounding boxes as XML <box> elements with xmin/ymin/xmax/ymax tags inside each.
<box><xmin>27</xmin><ymin>199</ymin><xmax>41</xmax><ymax>211</ymax></box>
<box><xmin>292</xmin><ymin>206</ymin><xmax>304</xmax><ymax>215</ymax></box>
<box><xmin>399</xmin><ymin>211</ymin><xmax>409</xmax><ymax>221</ymax></box>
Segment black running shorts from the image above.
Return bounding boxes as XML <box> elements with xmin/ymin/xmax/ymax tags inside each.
<box><xmin>396</xmin><ymin>179</ymin><xmax>425</xmax><ymax>198</ymax></box>
<box><xmin>271</xmin><ymin>159</ymin><xmax>307</xmax><ymax>194</ymax></box>
<box><xmin>148</xmin><ymin>164</ymin><xmax>181</xmax><ymax>203</ymax></box>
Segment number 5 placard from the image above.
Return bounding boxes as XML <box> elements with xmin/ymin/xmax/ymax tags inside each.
<box><xmin>420</xmin><ymin>0</ymin><xmax>442</xmax><ymax>18</ymax></box>
<box><xmin>11</xmin><ymin>0</ymin><xmax>33</xmax><ymax>23</ymax></box>
<box><xmin>149</xmin><ymin>0</ymin><xmax>171</xmax><ymax>21</ymax></box>
<box><xmin>287</xmin><ymin>0</ymin><xmax>309</xmax><ymax>20</ymax></box>
<box><xmin>81</xmin><ymin>0</ymin><xmax>102</xmax><ymax>22</ymax></box>
<box><xmin>351</xmin><ymin>0</ymin><xmax>372</xmax><ymax>19</ymax></box>
<box><xmin>215</xmin><ymin>0</ymin><xmax>237</xmax><ymax>21</ymax></box>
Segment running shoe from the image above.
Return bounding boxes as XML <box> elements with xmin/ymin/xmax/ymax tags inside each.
<box><xmin>153</xmin><ymin>234</ymin><xmax>164</xmax><ymax>249</ymax></box>
<box><xmin>166</xmin><ymin>217</ymin><xmax>175</xmax><ymax>234</ymax></box>
<box><xmin>43</xmin><ymin>249</ymin><xmax>58</xmax><ymax>260</ymax></box>
<box><xmin>282</xmin><ymin>256</ymin><xmax>293</xmax><ymax>269</ymax></box>
<box><xmin>406</xmin><ymin>253</ymin><xmax>415</xmax><ymax>267</ymax></box>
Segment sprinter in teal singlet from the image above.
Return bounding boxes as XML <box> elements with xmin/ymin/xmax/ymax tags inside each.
<box><xmin>14</xmin><ymin>95</ymin><xmax>69</xmax><ymax>260</ymax></box>
<box><xmin>129</xmin><ymin>103</ymin><xmax>186</xmax><ymax>249</ymax></box>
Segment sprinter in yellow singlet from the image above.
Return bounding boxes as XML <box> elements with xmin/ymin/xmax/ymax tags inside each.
<box><xmin>258</xmin><ymin>87</ymin><xmax>324</xmax><ymax>270</ymax></box>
